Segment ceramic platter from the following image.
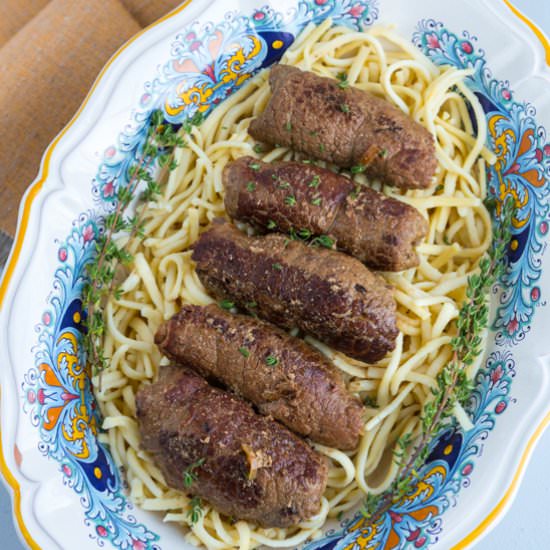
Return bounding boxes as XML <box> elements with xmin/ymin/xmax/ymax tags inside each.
<box><xmin>1</xmin><ymin>0</ymin><xmax>550</xmax><ymax>548</ymax></box>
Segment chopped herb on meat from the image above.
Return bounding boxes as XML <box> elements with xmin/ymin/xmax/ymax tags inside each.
<box><xmin>219</xmin><ymin>299</ymin><xmax>235</xmax><ymax>310</ymax></box>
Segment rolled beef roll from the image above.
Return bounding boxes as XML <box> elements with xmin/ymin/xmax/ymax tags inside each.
<box><xmin>137</xmin><ymin>366</ymin><xmax>328</xmax><ymax>527</ymax></box>
<box><xmin>224</xmin><ymin>156</ymin><xmax>428</xmax><ymax>271</ymax></box>
<box><xmin>248</xmin><ymin>64</ymin><xmax>437</xmax><ymax>190</ymax></box>
<box><xmin>191</xmin><ymin>221</ymin><xmax>398</xmax><ymax>363</ymax></box>
<box><xmin>156</xmin><ymin>304</ymin><xmax>365</xmax><ymax>450</ymax></box>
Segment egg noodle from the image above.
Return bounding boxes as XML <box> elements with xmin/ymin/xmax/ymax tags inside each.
<box><xmin>94</xmin><ymin>19</ymin><xmax>494</xmax><ymax>549</ymax></box>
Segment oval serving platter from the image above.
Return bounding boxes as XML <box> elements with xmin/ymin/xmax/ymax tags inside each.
<box><xmin>1</xmin><ymin>0</ymin><xmax>550</xmax><ymax>548</ymax></box>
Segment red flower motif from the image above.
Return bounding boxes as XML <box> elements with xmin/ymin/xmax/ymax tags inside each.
<box><xmin>461</xmin><ymin>41</ymin><xmax>473</xmax><ymax>54</ymax></box>
<box><xmin>389</xmin><ymin>510</ymin><xmax>403</xmax><ymax>523</ymax></box>
<box><xmin>490</xmin><ymin>364</ymin><xmax>503</xmax><ymax>385</ymax></box>
<box><xmin>349</xmin><ymin>4</ymin><xmax>365</xmax><ymax>17</ymax></box>
<box><xmin>37</xmin><ymin>388</ymin><xmax>46</xmax><ymax>405</ymax></box>
<box><xmin>103</xmin><ymin>181</ymin><xmax>114</xmax><ymax>198</ymax></box>
<box><xmin>501</xmin><ymin>88</ymin><xmax>511</xmax><ymax>101</ymax></box>
<box><xmin>253</xmin><ymin>10</ymin><xmax>265</xmax><ymax>20</ymax></box>
<box><xmin>507</xmin><ymin>317</ymin><xmax>519</xmax><ymax>335</ymax></box>
<box><xmin>82</xmin><ymin>224</ymin><xmax>94</xmax><ymax>243</ymax></box>
<box><xmin>132</xmin><ymin>540</ymin><xmax>146</xmax><ymax>550</ymax></box>
<box><xmin>426</xmin><ymin>33</ymin><xmax>441</xmax><ymax>49</ymax></box>
<box><xmin>190</xmin><ymin>40</ymin><xmax>202</xmax><ymax>52</ymax></box>
<box><xmin>58</xmin><ymin>247</ymin><xmax>67</xmax><ymax>262</ymax></box>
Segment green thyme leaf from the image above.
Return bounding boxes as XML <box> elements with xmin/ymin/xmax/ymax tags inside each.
<box><xmin>309</xmin><ymin>175</ymin><xmax>321</xmax><ymax>188</ymax></box>
<box><xmin>183</xmin><ymin>458</ymin><xmax>205</xmax><ymax>488</ymax></box>
<box><xmin>284</xmin><ymin>195</ymin><xmax>297</xmax><ymax>207</ymax></box>
<box><xmin>187</xmin><ymin>496</ymin><xmax>203</xmax><ymax>524</ymax></box>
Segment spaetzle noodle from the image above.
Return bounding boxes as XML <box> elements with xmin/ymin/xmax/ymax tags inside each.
<box><xmin>93</xmin><ymin>20</ymin><xmax>493</xmax><ymax>549</ymax></box>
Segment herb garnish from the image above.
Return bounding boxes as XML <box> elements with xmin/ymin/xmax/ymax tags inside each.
<box><xmin>309</xmin><ymin>175</ymin><xmax>321</xmax><ymax>188</ymax></box>
<box><xmin>378</xmin><ymin>148</ymin><xmax>389</xmax><ymax>159</ymax></box>
<box><xmin>246</xmin><ymin>181</ymin><xmax>256</xmax><ymax>192</ymax></box>
<box><xmin>183</xmin><ymin>458</ymin><xmax>205</xmax><ymax>488</ymax></box>
<box><xmin>253</xmin><ymin>143</ymin><xmax>263</xmax><ymax>154</ymax></box>
<box><xmin>267</xmin><ymin>220</ymin><xmax>277</xmax><ymax>229</ymax></box>
<box><xmin>272</xmin><ymin>263</ymin><xmax>283</xmax><ymax>271</ymax></box>
<box><xmin>249</xmin><ymin>162</ymin><xmax>261</xmax><ymax>171</ymax></box>
<box><xmin>187</xmin><ymin>496</ymin><xmax>203</xmax><ymax>524</ymax></box>
<box><xmin>350</xmin><ymin>164</ymin><xmax>367</xmax><ymax>174</ymax></box>
<box><xmin>311</xmin><ymin>197</ymin><xmax>322</xmax><ymax>206</ymax></box>
<box><xmin>336</xmin><ymin>72</ymin><xmax>349</xmax><ymax>88</ymax></box>
<box><xmin>340</xmin><ymin>103</ymin><xmax>350</xmax><ymax>114</ymax></box>
<box><xmin>83</xmin><ymin>110</ymin><xmax>202</xmax><ymax>386</ymax></box>
<box><xmin>265</xmin><ymin>355</ymin><xmax>279</xmax><ymax>366</ymax></box>
<box><xmin>311</xmin><ymin>235</ymin><xmax>334</xmax><ymax>249</ymax></box>
<box><xmin>285</xmin><ymin>195</ymin><xmax>297</xmax><ymax>207</ymax></box>
<box><xmin>219</xmin><ymin>299</ymin><xmax>235</xmax><ymax>310</ymax></box>
<box><xmin>278</xmin><ymin>181</ymin><xmax>291</xmax><ymax>190</ymax></box>
<box><xmin>363</xmin><ymin>396</ymin><xmax>378</xmax><ymax>408</ymax></box>
<box><xmin>285</xmin><ymin>121</ymin><xmax>292</xmax><ymax>132</ymax></box>
<box><xmin>361</xmin><ymin>198</ymin><xmax>516</xmax><ymax>523</ymax></box>
<box><xmin>239</xmin><ymin>347</ymin><xmax>250</xmax><ymax>358</ymax></box>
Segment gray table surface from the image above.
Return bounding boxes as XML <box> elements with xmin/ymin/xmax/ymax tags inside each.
<box><xmin>1</xmin><ymin>0</ymin><xmax>549</xmax><ymax>548</ymax></box>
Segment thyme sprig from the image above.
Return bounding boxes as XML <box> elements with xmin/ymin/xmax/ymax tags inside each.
<box><xmin>362</xmin><ymin>197</ymin><xmax>515</xmax><ymax>521</ymax></box>
<box><xmin>183</xmin><ymin>458</ymin><xmax>206</xmax><ymax>488</ymax></box>
<box><xmin>187</xmin><ymin>496</ymin><xmax>203</xmax><ymax>524</ymax></box>
<box><xmin>83</xmin><ymin>110</ymin><xmax>203</xmax><ymax>386</ymax></box>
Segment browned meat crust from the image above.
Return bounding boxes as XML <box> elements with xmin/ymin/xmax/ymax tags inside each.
<box><xmin>136</xmin><ymin>366</ymin><xmax>328</xmax><ymax>527</ymax></box>
<box><xmin>248</xmin><ymin>65</ymin><xmax>437</xmax><ymax>190</ymax></box>
<box><xmin>156</xmin><ymin>304</ymin><xmax>365</xmax><ymax>450</ymax></box>
<box><xmin>224</xmin><ymin>156</ymin><xmax>428</xmax><ymax>271</ymax></box>
<box><xmin>191</xmin><ymin>221</ymin><xmax>398</xmax><ymax>363</ymax></box>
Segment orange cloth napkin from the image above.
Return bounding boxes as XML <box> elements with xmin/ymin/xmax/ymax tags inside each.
<box><xmin>0</xmin><ymin>0</ymin><xmax>183</xmax><ymax>236</ymax></box>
